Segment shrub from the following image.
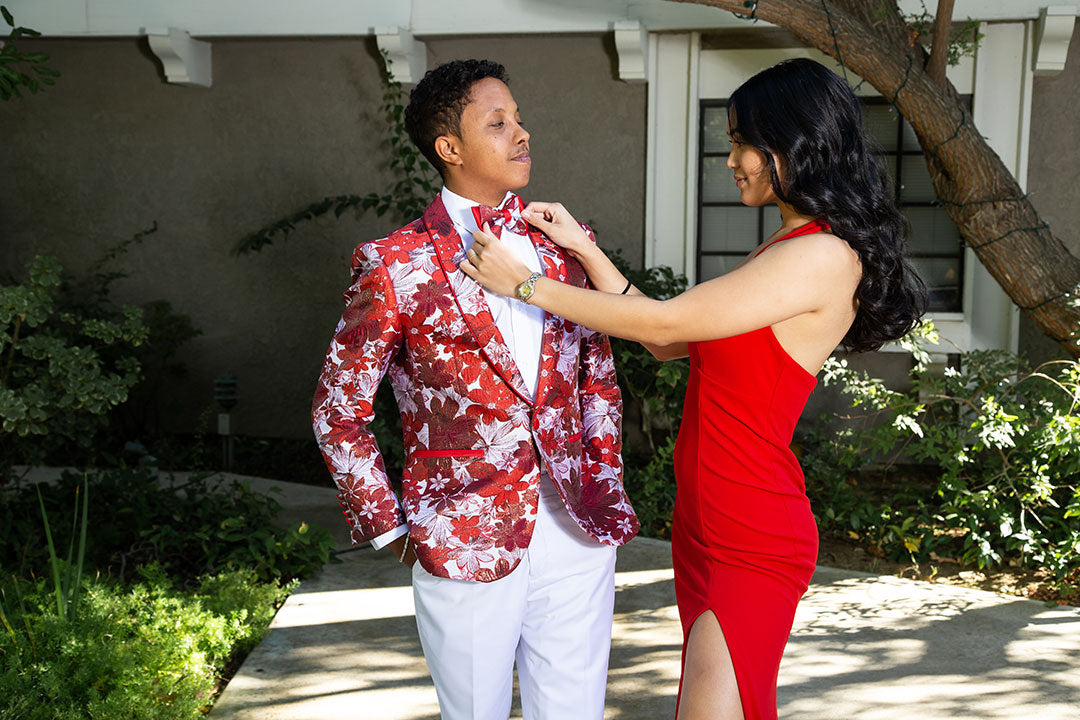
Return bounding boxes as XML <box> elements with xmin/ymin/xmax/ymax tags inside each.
<box><xmin>0</xmin><ymin>568</ymin><xmax>292</xmax><ymax>720</ymax></box>
<box><xmin>804</xmin><ymin>322</ymin><xmax>1080</xmax><ymax>578</ymax></box>
<box><xmin>607</xmin><ymin>250</ymin><xmax>690</xmax><ymax>457</ymax></box>
<box><xmin>0</xmin><ymin>256</ymin><xmax>148</xmax><ymax>481</ymax></box>
<box><xmin>623</xmin><ymin>435</ymin><xmax>678</xmax><ymax>538</ymax></box>
<box><xmin>1</xmin><ymin>468</ymin><xmax>335</xmax><ymax>587</ymax></box>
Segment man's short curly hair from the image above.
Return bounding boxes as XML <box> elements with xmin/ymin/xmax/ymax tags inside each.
<box><xmin>405</xmin><ymin>59</ymin><xmax>509</xmax><ymax>177</ymax></box>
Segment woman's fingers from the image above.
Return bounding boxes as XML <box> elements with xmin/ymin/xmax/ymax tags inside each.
<box><xmin>522</xmin><ymin>201</ymin><xmax>556</xmax><ymax>219</ymax></box>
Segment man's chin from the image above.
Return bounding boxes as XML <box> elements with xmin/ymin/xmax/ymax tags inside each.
<box><xmin>508</xmin><ymin>172</ymin><xmax>531</xmax><ymax>192</ymax></box>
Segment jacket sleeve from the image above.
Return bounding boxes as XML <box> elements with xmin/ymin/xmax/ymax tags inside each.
<box><xmin>312</xmin><ymin>244</ymin><xmax>406</xmax><ymax>545</ymax></box>
<box><xmin>577</xmin><ymin>225</ymin><xmax>625</xmax><ymax>496</ymax></box>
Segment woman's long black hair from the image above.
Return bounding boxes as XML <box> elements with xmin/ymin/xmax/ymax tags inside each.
<box><xmin>728</xmin><ymin>58</ymin><xmax>928</xmax><ymax>352</ymax></box>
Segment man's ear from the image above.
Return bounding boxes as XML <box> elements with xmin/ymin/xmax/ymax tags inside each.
<box><xmin>435</xmin><ymin>135</ymin><xmax>463</xmax><ymax>169</ymax></box>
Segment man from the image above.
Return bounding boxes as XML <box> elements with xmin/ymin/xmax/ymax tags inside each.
<box><xmin>312</xmin><ymin>59</ymin><xmax>638</xmax><ymax>719</ymax></box>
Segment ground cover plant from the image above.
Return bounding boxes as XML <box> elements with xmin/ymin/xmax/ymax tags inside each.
<box><xmin>0</xmin><ymin>468</ymin><xmax>335</xmax><ymax>717</ymax></box>
<box><xmin>802</xmin><ymin>322</ymin><xmax>1080</xmax><ymax>603</ymax></box>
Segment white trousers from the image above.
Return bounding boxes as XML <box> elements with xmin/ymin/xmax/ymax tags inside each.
<box><xmin>412</xmin><ymin>473</ymin><xmax>618</xmax><ymax>720</ymax></box>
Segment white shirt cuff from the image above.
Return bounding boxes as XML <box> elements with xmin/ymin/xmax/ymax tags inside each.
<box><xmin>370</xmin><ymin>524</ymin><xmax>409</xmax><ymax>550</ymax></box>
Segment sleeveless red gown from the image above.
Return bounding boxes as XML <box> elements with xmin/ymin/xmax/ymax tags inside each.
<box><xmin>672</xmin><ymin>220</ymin><xmax>826</xmax><ymax>719</ymax></box>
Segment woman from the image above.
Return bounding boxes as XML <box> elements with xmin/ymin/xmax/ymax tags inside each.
<box><xmin>461</xmin><ymin>58</ymin><xmax>927</xmax><ymax>719</ymax></box>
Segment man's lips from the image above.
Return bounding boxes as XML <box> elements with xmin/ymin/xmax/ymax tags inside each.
<box><xmin>512</xmin><ymin>151</ymin><xmax>531</xmax><ymax>163</ymax></box>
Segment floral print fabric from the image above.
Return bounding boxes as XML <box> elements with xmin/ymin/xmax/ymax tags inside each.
<box><xmin>313</xmin><ymin>196</ymin><xmax>638</xmax><ymax>582</ymax></box>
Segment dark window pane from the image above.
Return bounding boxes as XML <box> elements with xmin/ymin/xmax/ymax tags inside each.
<box><xmin>699</xmin><ymin>254</ymin><xmax>742</xmax><ymax>282</ymax></box>
<box><xmin>900</xmin><ymin>156</ymin><xmax>938</xmax><ymax>203</ymax></box>
<box><xmin>910</xmin><ymin>256</ymin><xmax>962</xmax><ymax>312</ymax></box>
<box><xmin>702</xmin><ymin>106</ymin><xmax>730</xmax><ymax>154</ymax></box>
<box><xmin>864</xmin><ymin>104</ymin><xmax>899</xmax><ymax>151</ymax></box>
<box><xmin>701</xmin><ymin>206</ymin><xmax>759</xmax><ymax>253</ymax></box>
<box><xmin>702</xmin><ymin>155</ymin><xmax>742</xmax><ymax>203</ymax></box>
<box><xmin>906</xmin><ymin>207</ymin><xmax>963</xmax><ymax>254</ymax></box>
<box><xmin>901</xmin><ymin>118</ymin><xmax>920</xmax><ymax>151</ymax></box>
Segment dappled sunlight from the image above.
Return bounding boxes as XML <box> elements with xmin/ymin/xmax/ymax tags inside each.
<box><xmin>271</xmin><ymin>585</ymin><xmax>416</xmax><ymax>626</ymax></box>
<box><xmin>213</xmin><ymin>542</ymin><xmax>1080</xmax><ymax>719</ymax></box>
<box><xmin>779</xmin><ymin>569</ymin><xmax>1080</xmax><ymax>719</ymax></box>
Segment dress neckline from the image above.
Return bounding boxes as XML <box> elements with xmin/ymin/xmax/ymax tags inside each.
<box><xmin>753</xmin><ymin>219</ymin><xmax>830</xmax><ymax>258</ymax></box>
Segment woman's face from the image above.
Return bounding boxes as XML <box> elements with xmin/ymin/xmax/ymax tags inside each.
<box><xmin>726</xmin><ymin>128</ymin><xmax>780</xmax><ymax>207</ymax></box>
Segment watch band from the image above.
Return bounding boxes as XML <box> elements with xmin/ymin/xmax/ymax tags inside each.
<box><xmin>515</xmin><ymin>272</ymin><xmax>543</xmax><ymax>304</ymax></box>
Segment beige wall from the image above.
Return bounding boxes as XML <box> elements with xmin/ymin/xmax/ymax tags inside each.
<box><xmin>0</xmin><ymin>34</ymin><xmax>646</xmax><ymax>439</ymax></box>
<box><xmin>1024</xmin><ymin>19</ymin><xmax>1080</xmax><ymax>363</ymax></box>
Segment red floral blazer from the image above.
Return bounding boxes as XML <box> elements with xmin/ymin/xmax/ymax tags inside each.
<box><xmin>312</xmin><ymin>195</ymin><xmax>639</xmax><ymax>582</ymax></box>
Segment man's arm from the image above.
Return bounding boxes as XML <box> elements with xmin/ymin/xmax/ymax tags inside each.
<box><xmin>312</xmin><ymin>246</ymin><xmax>407</xmax><ymax>548</ymax></box>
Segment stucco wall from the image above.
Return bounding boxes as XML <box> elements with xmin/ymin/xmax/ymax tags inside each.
<box><xmin>0</xmin><ymin>34</ymin><xmax>646</xmax><ymax>439</ymax></box>
<box><xmin>1024</xmin><ymin>18</ymin><xmax>1080</xmax><ymax>363</ymax></box>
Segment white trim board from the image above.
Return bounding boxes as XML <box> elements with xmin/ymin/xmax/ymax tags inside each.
<box><xmin>4</xmin><ymin>0</ymin><xmax>1077</xmax><ymax>38</ymax></box>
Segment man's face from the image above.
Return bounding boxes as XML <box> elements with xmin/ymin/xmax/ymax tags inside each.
<box><xmin>444</xmin><ymin>77</ymin><xmax>531</xmax><ymax>203</ymax></box>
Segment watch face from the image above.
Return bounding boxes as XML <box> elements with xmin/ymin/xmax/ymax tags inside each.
<box><xmin>516</xmin><ymin>284</ymin><xmax>530</xmax><ymax>301</ymax></box>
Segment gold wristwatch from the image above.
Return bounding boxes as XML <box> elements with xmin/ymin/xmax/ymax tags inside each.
<box><xmin>515</xmin><ymin>272</ymin><xmax>543</xmax><ymax>304</ymax></box>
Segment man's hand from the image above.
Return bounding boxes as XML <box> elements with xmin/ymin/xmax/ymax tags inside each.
<box><xmin>387</xmin><ymin>535</ymin><xmax>418</xmax><ymax>569</ymax></box>
<box><xmin>461</xmin><ymin>223</ymin><xmax>533</xmax><ymax>297</ymax></box>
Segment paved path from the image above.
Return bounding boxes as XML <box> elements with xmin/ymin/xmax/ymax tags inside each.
<box><xmin>187</xmin><ymin>474</ymin><xmax>1080</xmax><ymax>720</ymax></box>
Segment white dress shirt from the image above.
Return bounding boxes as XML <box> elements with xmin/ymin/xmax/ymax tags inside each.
<box><xmin>370</xmin><ymin>187</ymin><xmax>547</xmax><ymax>550</ymax></box>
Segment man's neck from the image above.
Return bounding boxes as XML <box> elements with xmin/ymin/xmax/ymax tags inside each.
<box><xmin>443</xmin><ymin>179</ymin><xmax>513</xmax><ymax>208</ymax></box>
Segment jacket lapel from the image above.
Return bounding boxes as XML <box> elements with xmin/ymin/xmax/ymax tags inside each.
<box><xmin>425</xmin><ymin>196</ymin><xmax>534</xmax><ymax>405</ymax></box>
<box><xmin>529</xmin><ymin>228</ymin><xmax>574</xmax><ymax>409</ymax></box>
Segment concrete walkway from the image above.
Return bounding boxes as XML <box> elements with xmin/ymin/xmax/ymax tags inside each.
<box><xmin>206</xmin><ymin>474</ymin><xmax>1080</xmax><ymax>720</ymax></box>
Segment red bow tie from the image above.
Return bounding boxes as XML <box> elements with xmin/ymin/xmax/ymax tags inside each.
<box><xmin>471</xmin><ymin>195</ymin><xmax>528</xmax><ymax>238</ymax></box>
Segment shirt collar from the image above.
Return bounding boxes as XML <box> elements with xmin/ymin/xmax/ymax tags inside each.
<box><xmin>440</xmin><ymin>186</ymin><xmax>516</xmax><ymax>234</ymax></box>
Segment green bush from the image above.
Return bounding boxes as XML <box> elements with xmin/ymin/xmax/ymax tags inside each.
<box><xmin>604</xmin><ymin>252</ymin><xmax>688</xmax><ymax>539</ymax></box>
<box><xmin>607</xmin><ymin>250</ymin><xmax>690</xmax><ymax>458</ymax></box>
<box><xmin>804</xmin><ymin>322</ymin><xmax>1080</xmax><ymax>578</ymax></box>
<box><xmin>623</xmin><ymin>435</ymin><xmax>678</xmax><ymax>538</ymax></box>
<box><xmin>1</xmin><ymin>468</ymin><xmax>335</xmax><ymax>587</ymax></box>
<box><xmin>0</xmin><ymin>567</ymin><xmax>292</xmax><ymax>720</ymax></box>
<box><xmin>0</xmin><ymin>256</ymin><xmax>148</xmax><ymax>481</ymax></box>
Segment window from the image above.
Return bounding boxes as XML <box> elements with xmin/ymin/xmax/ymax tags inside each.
<box><xmin>696</xmin><ymin>99</ymin><xmax>965</xmax><ymax>312</ymax></box>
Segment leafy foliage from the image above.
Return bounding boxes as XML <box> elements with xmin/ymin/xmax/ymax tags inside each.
<box><xmin>607</xmin><ymin>250</ymin><xmax>690</xmax><ymax>454</ymax></box>
<box><xmin>1</xmin><ymin>223</ymin><xmax>203</xmax><ymax>475</ymax></box>
<box><xmin>604</xmin><ymin>251</ymin><xmax>688</xmax><ymax>537</ymax></box>
<box><xmin>236</xmin><ymin>49</ymin><xmax>439</xmax><ymax>255</ymax></box>
<box><xmin>804</xmin><ymin>321</ymin><xmax>1080</xmax><ymax>578</ymax></box>
<box><xmin>897</xmin><ymin>0</ymin><xmax>983</xmax><ymax>67</ymax></box>
<box><xmin>623</xmin><ymin>435</ymin><xmax>678</xmax><ymax>539</ymax></box>
<box><xmin>1</xmin><ymin>468</ymin><xmax>335</xmax><ymax>586</ymax></box>
<box><xmin>0</xmin><ymin>256</ymin><xmax>148</xmax><ymax>481</ymax></box>
<box><xmin>0</xmin><ymin>6</ymin><xmax>60</xmax><ymax>101</ymax></box>
<box><xmin>0</xmin><ymin>567</ymin><xmax>292</xmax><ymax>720</ymax></box>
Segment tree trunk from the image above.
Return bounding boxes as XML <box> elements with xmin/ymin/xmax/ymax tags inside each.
<box><xmin>673</xmin><ymin>0</ymin><xmax>1080</xmax><ymax>356</ymax></box>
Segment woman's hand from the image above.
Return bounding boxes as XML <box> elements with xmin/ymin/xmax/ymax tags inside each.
<box><xmin>522</xmin><ymin>201</ymin><xmax>592</xmax><ymax>258</ymax></box>
<box><xmin>460</xmin><ymin>223</ymin><xmax>534</xmax><ymax>297</ymax></box>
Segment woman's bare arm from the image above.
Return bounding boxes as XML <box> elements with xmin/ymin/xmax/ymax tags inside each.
<box><xmin>522</xmin><ymin>202</ymin><xmax>688</xmax><ymax>361</ymax></box>
<box><xmin>462</xmin><ymin>225</ymin><xmax>857</xmax><ymax>351</ymax></box>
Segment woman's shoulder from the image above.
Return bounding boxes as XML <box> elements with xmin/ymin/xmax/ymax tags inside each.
<box><xmin>763</xmin><ymin>229</ymin><xmax>858</xmax><ymax>268</ymax></box>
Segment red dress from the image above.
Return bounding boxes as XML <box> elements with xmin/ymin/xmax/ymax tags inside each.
<box><xmin>672</xmin><ymin>220</ymin><xmax>826</xmax><ymax>719</ymax></box>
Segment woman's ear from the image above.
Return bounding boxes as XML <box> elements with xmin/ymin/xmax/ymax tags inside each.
<box><xmin>435</xmin><ymin>135</ymin><xmax>463</xmax><ymax>169</ymax></box>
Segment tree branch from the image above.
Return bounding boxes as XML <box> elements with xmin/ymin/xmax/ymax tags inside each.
<box><xmin>926</xmin><ymin>0</ymin><xmax>956</xmax><ymax>87</ymax></box>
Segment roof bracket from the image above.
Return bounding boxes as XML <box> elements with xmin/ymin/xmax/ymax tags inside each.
<box><xmin>147</xmin><ymin>28</ymin><xmax>212</xmax><ymax>87</ymax></box>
